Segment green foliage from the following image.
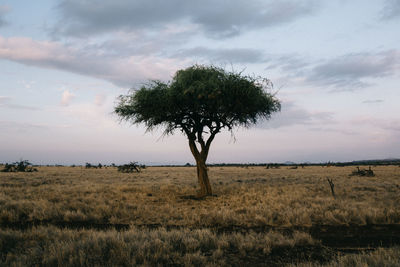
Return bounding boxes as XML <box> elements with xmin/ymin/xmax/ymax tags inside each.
<box><xmin>115</xmin><ymin>65</ymin><xmax>280</xmax><ymax>136</ymax></box>
<box><xmin>1</xmin><ymin>160</ymin><xmax>38</xmax><ymax>172</ymax></box>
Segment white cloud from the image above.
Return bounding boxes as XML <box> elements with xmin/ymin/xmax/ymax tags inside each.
<box><xmin>60</xmin><ymin>90</ymin><xmax>75</xmax><ymax>106</ymax></box>
<box><xmin>57</xmin><ymin>101</ymin><xmax>120</xmax><ymax>130</ymax></box>
<box><xmin>257</xmin><ymin>101</ymin><xmax>334</xmax><ymax>129</ymax></box>
<box><xmin>94</xmin><ymin>93</ymin><xmax>106</xmax><ymax>106</ymax></box>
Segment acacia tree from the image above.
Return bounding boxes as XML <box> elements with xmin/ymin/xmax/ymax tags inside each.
<box><xmin>115</xmin><ymin>65</ymin><xmax>280</xmax><ymax>197</ymax></box>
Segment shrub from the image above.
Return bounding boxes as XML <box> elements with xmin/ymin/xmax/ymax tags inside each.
<box><xmin>350</xmin><ymin>166</ymin><xmax>374</xmax><ymax>177</ymax></box>
<box><xmin>1</xmin><ymin>160</ymin><xmax>38</xmax><ymax>172</ymax></box>
<box><xmin>118</xmin><ymin>162</ymin><xmax>142</xmax><ymax>173</ymax></box>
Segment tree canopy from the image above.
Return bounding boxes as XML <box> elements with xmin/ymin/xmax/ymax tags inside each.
<box><xmin>115</xmin><ymin>64</ymin><xmax>280</xmax><ymax>197</ymax></box>
<box><xmin>116</xmin><ymin>65</ymin><xmax>280</xmax><ymax>134</ymax></box>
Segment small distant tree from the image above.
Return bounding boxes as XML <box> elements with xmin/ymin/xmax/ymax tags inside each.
<box><xmin>118</xmin><ymin>162</ymin><xmax>142</xmax><ymax>173</ymax></box>
<box><xmin>115</xmin><ymin>65</ymin><xmax>280</xmax><ymax>197</ymax></box>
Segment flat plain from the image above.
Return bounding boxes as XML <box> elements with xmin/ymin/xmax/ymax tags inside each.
<box><xmin>1</xmin><ymin>165</ymin><xmax>400</xmax><ymax>266</ymax></box>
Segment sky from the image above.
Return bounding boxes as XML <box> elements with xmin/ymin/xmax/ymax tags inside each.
<box><xmin>0</xmin><ymin>0</ymin><xmax>399</xmax><ymax>165</ymax></box>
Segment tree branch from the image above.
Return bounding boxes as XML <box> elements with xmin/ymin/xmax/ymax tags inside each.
<box><xmin>188</xmin><ymin>138</ymin><xmax>200</xmax><ymax>159</ymax></box>
<box><xmin>202</xmin><ymin>124</ymin><xmax>220</xmax><ymax>160</ymax></box>
<box><xmin>182</xmin><ymin>126</ymin><xmax>200</xmax><ymax>159</ymax></box>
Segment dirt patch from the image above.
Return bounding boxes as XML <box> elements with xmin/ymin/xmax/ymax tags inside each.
<box><xmin>308</xmin><ymin>224</ymin><xmax>400</xmax><ymax>248</ymax></box>
<box><xmin>204</xmin><ymin>224</ymin><xmax>400</xmax><ymax>248</ymax></box>
<box><xmin>267</xmin><ymin>245</ymin><xmax>335</xmax><ymax>267</ymax></box>
<box><xmin>210</xmin><ymin>224</ymin><xmax>400</xmax><ymax>249</ymax></box>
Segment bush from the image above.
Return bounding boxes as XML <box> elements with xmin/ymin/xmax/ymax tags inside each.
<box><xmin>350</xmin><ymin>166</ymin><xmax>374</xmax><ymax>177</ymax></box>
<box><xmin>85</xmin><ymin>163</ymin><xmax>103</xmax><ymax>169</ymax></box>
<box><xmin>118</xmin><ymin>162</ymin><xmax>143</xmax><ymax>173</ymax></box>
<box><xmin>1</xmin><ymin>160</ymin><xmax>38</xmax><ymax>172</ymax></box>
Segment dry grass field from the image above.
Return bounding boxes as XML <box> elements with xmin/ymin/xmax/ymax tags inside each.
<box><xmin>1</xmin><ymin>165</ymin><xmax>400</xmax><ymax>266</ymax></box>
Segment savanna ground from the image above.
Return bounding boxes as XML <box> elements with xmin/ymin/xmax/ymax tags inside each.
<box><xmin>1</xmin><ymin>165</ymin><xmax>400</xmax><ymax>266</ymax></box>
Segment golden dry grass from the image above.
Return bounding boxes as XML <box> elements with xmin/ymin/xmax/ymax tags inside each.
<box><xmin>293</xmin><ymin>246</ymin><xmax>400</xmax><ymax>267</ymax></box>
<box><xmin>1</xmin><ymin>165</ymin><xmax>400</xmax><ymax>266</ymax></box>
<box><xmin>1</xmin><ymin>166</ymin><xmax>399</xmax><ymax>227</ymax></box>
<box><xmin>0</xmin><ymin>226</ymin><xmax>318</xmax><ymax>266</ymax></box>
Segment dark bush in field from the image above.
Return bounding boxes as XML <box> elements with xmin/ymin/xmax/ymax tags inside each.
<box><xmin>350</xmin><ymin>166</ymin><xmax>375</xmax><ymax>177</ymax></box>
<box><xmin>118</xmin><ymin>162</ymin><xmax>143</xmax><ymax>173</ymax></box>
<box><xmin>266</xmin><ymin>164</ymin><xmax>281</xmax><ymax>169</ymax></box>
<box><xmin>1</xmin><ymin>160</ymin><xmax>38</xmax><ymax>172</ymax></box>
<box><xmin>85</xmin><ymin>163</ymin><xmax>103</xmax><ymax>169</ymax></box>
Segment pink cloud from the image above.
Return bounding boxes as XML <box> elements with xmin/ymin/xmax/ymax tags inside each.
<box><xmin>0</xmin><ymin>36</ymin><xmax>71</xmax><ymax>62</ymax></box>
<box><xmin>0</xmin><ymin>36</ymin><xmax>184</xmax><ymax>87</ymax></box>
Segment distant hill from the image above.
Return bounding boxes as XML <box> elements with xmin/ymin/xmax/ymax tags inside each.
<box><xmin>348</xmin><ymin>158</ymin><xmax>400</xmax><ymax>165</ymax></box>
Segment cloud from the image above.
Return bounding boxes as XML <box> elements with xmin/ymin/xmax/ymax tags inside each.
<box><xmin>343</xmin><ymin>116</ymin><xmax>400</xmax><ymax>148</ymax></box>
<box><xmin>0</xmin><ymin>96</ymin><xmax>40</xmax><ymax>110</ymax></box>
<box><xmin>0</xmin><ymin>96</ymin><xmax>11</xmax><ymax>103</ymax></box>
<box><xmin>77</xmin><ymin>27</ymin><xmax>197</xmax><ymax>58</ymax></box>
<box><xmin>307</xmin><ymin>127</ymin><xmax>357</xmax><ymax>136</ymax></box>
<box><xmin>381</xmin><ymin>0</ymin><xmax>400</xmax><ymax>20</ymax></box>
<box><xmin>362</xmin><ymin>99</ymin><xmax>384</xmax><ymax>104</ymax></box>
<box><xmin>173</xmin><ymin>49</ymin><xmax>311</xmax><ymax>75</ymax></box>
<box><xmin>262</xmin><ymin>50</ymin><xmax>399</xmax><ymax>91</ymax></box>
<box><xmin>60</xmin><ymin>90</ymin><xmax>75</xmax><ymax>106</ymax></box>
<box><xmin>53</xmin><ymin>0</ymin><xmax>318</xmax><ymax>39</ymax></box>
<box><xmin>350</xmin><ymin>116</ymin><xmax>400</xmax><ymax>132</ymax></box>
<box><xmin>0</xmin><ymin>121</ymin><xmax>47</xmax><ymax>133</ymax></box>
<box><xmin>257</xmin><ymin>101</ymin><xmax>334</xmax><ymax>129</ymax></box>
<box><xmin>307</xmin><ymin>50</ymin><xmax>399</xmax><ymax>90</ymax></box>
<box><xmin>94</xmin><ymin>93</ymin><xmax>106</xmax><ymax>106</ymax></box>
<box><xmin>0</xmin><ymin>36</ymin><xmax>75</xmax><ymax>64</ymax></box>
<box><xmin>264</xmin><ymin>54</ymin><xmax>309</xmax><ymax>73</ymax></box>
<box><xmin>173</xmin><ymin>47</ymin><xmax>266</xmax><ymax>64</ymax></box>
<box><xmin>19</xmin><ymin>80</ymin><xmax>36</xmax><ymax>89</ymax></box>
<box><xmin>58</xmin><ymin>102</ymin><xmax>119</xmax><ymax>129</ymax></box>
<box><xmin>0</xmin><ymin>36</ymin><xmax>182</xmax><ymax>87</ymax></box>
<box><xmin>0</xmin><ymin>5</ymin><xmax>9</xmax><ymax>27</ymax></box>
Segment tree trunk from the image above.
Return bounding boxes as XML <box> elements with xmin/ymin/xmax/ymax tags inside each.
<box><xmin>196</xmin><ymin>156</ymin><xmax>212</xmax><ymax>197</ymax></box>
<box><xmin>187</xmin><ymin>135</ymin><xmax>214</xmax><ymax>198</ymax></box>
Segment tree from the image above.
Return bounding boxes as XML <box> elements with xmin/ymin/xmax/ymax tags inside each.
<box><xmin>115</xmin><ymin>65</ymin><xmax>280</xmax><ymax>197</ymax></box>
